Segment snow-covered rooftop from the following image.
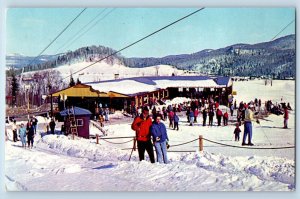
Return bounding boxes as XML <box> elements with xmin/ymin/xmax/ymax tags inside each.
<box><xmin>86</xmin><ymin>76</ymin><xmax>232</xmax><ymax>96</ymax></box>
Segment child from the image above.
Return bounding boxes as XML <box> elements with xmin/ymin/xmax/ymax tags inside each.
<box><xmin>234</xmin><ymin>123</ymin><xmax>241</xmax><ymax>141</ymax></box>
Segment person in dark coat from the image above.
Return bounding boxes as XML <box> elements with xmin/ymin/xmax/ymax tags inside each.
<box><xmin>208</xmin><ymin>109</ymin><xmax>214</xmax><ymax>126</ymax></box>
<box><xmin>202</xmin><ymin>108</ymin><xmax>207</xmax><ymax>126</ymax></box>
<box><xmin>27</xmin><ymin>122</ymin><xmax>35</xmax><ymax>149</ymax></box>
<box><xmin>131</xmin><ymin>106</ymin><xmax>155</xmax><ymax>163</ymax></box>
<box><xmin>12</xmin><ymin>120</ymin><xmax>18</xmax><ymax>142</ymax></box>
<box><xmin>233</xmin><ymin>123</ymin><xmax>241</xmax><ymax>141</ymax></box>
<box><xmin>49</xmin><ymin>118</ymin><xmax>56</xmax><ymax>134</ymax></box>
<box><xmin>151</xmin><ymin>114</ymin><xmax>169</xmax><ymax>164</ymax></box>
<box><xmin>31</xmin><ymin>116</ymin><xmax>38</xmax><ymax>134</ymax></box>
<box><xmin>283</xmin><ymin>106</ymin><xmax>289</xmax><ymax>129</ymax></box>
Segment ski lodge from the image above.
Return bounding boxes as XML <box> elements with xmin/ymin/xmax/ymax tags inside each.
<box><xmin>50</xmin><ymin>75</ymin><xmax>233</xmax><ymax>115</ymax></box>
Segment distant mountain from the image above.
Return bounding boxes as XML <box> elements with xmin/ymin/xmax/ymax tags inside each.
<box><xmin>125</xmin><ymin>34</ymin><xmax>295</xmax><ymax>79</ymax></box>
<box><xmin>7</xmin><ymin>34</ymin><xmax>295</xmax><ymax>79</ymax></box>
<box><xmin>6</xmin><ymin>54</ymin><xmax>58</xmax><ymax>70</ymax></box>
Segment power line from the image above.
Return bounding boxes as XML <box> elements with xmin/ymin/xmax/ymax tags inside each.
<box><xmin>61</xmin><ymin>8</ymin><xmax>205</xmax><ymax>81</ymax></box>
<box><xmin>21</xmin><ymin>8</ymin><xmax>87</xmax><ymax>76</ymax></box>
<box><xmin>55</xmin><ymin>8</ymin><xmax>109</xmax><ymax>54</ymax></box>
<box><xmin>271</xmin><ymin>19</ymin><xmax>295</xmax><ymax>41</ymax></box>
<box><xmin>59</xmin><ymin>8</ymin><xmax>116</xmax><ymax>54</ymax></box>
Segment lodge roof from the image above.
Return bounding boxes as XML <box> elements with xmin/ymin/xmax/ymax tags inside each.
<box><xmin>60</xmin><ymin>106</ymin><xmax>92</xmax><ymax>116</ymax></box>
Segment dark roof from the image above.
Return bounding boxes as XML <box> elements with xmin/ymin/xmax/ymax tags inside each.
<box><xmin>214</xmin><ymin>76</ymin><xmax>231</xmax><ymax>86</ymax></box>
<box><xmin>60</xmin><ymin>106</ymin><xmax>92</xmax><ymax>116</ymax></box>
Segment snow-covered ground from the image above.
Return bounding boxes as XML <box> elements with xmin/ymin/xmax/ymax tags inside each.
<box><xmin>4</xmin><ymin>79</ymin><xmax>296</xmax><ymax>191</ymax></box>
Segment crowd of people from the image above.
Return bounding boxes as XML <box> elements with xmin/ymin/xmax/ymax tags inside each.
<box><xmin>130</xmin><ymin>94</ymin><xmax>292</xmax><ymax>159</ymax></box>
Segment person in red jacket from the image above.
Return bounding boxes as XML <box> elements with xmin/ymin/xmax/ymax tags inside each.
<box><xmin>223</xmin><ymin>111</ymin><xmax>229</xmax><ymax>126</ymax></box>
<box><xmin>283</xmin><ymin>106</ymin><xmax>289</xmax><ymax>129</ymax></box>
<box><xmin>131</xmin><ymin>106</ymin><xmax>155</xmax><ymax>163</ymax></box>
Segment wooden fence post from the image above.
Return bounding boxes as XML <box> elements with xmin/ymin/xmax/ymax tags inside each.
<box><xmin>96</xmin><ymin>134</ymin><xmax>99</xmax><ymax>144</ymax></box>
<box><xmin>199</xmin><ymin>135</ymin><xmax>203</xmax><ymax>152</ymax></box>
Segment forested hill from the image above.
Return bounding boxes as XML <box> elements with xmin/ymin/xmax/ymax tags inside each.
<box><xmin>17</xmin><ymin>45</ymin><xmax>127</xmax><ymax>73</ymax></box>
<box><xmin>7</xmin><ymin>34</ymin><xmax>295</xmax><ymax>79</ymax></box>
<box><xmin>125</xmin><ymin>34</ymin><xmax>295</xmax><ymax>79</ymax></box>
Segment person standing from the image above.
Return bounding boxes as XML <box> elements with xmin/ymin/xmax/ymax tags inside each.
<box><xmin>216</xmin><ymin>108</ymin><xmax>223</xmax><ymax>126</ymax></box>
<box><xmin>173</xmin><ymin>112</ymin><xmax>179</xmax><ymax>131</ymax></box>
<box><xmin>223</xmin><ymin>111</ymin><xmax>229</xmax><ymax>126</ymax></box>
<box><xmin>19</xmin><ymin>123</ymin><xmax>27</xmax><ymax>148</ymax></box>
<box><xmin>168</xmin><ymin>109</ymin><xmax>174</xmax><ymax>128</ymax></box>
<box><xmin>12</xmin><ymin>120</ymin><xmax>18</xmax><ymax>142</ymax></box>
<box><xmin>202</xmin><ymin>108</ymin><xmax>207</xmax><ymax>126</ymax></box>
<box><xmin>131</xmin><ymin>106</ymin><xmax>155</xmax><ymax>163</ymax></box>
<box><xmin>31</xmin><ymin>116</ymin><xmax>38</xmax><ymax>134</ymax></box>
<box><xmin>242</xmin><ymin>104</ymin><xmax>254</xmax><ymax>146</ymax></box>
<box><xmin>283</xmin><ymin>106</ymin><xmax>289</xmax><ymax>129</ymax></box>
<box><xmin>194</xmin><ymin>108</ymin><xmax>199</xmax><ymax>123</ymax></box>
<box><xmin>27</xmin><ymin>122</ymin><xmax>34</xmax><ymax>149</ymax></box>
<box><xmin>233</xmin><ymin>123</ymin><xmax>241</xmax><ymax>141</ymax></box>
<box><xmin>151</xmin><ymin>114</ymin><xmax>169</xmax><ymax>164</ymax></box>
<box><xmin>189</xmin><ymin>110</ymin><xmax>194</xmax><ymax>126</ymax></box>
<box><xmin>49</xmin><ymin>118</ymin><xmax>56</xmax><ymax>134</ymax></box>
<box><xmin>230</xmin><ymin>103</ymin><xmax>234</xmax><ymax>116</ymax></box>
<box><xmin>208</xmin><ymin>109</ymin><xmax>214</xmax><ymax>126</ymax></box>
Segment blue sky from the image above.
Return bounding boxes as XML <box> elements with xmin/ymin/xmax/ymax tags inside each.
<box><xmin>6</xmin><ymin>8</ymin><xmax>295</xmax><ymax>58</ymax></box>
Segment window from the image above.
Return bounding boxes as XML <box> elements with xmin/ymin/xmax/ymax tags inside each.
<box><xmin>77</xmin><ymin>119</ymin><xmax>83</xmax><ymax>126</ymax></box>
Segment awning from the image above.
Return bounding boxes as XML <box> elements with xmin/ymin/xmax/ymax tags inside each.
<box><xmin>50</xmin><ymin>84</ymin><xmax>109</xmax><ymax>98</ymax></box>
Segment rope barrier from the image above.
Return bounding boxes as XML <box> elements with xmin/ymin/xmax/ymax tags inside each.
<box><xmin>202</xmin><ymin>138</ymin><xmax>295</xmax><ymax>150</ymax></box>
<box><xmin>101</xmin><ymin>136</ymin><xmax>135</xmax><ymax>140</ymax></box>
<box><xmin>168</xmin><ymin>138</ymin><xmax>198</xmax><ymax>147</ymax></box>
<box><xmin>101</xmin><ymin>139</ymin><xmax>134</xmax><ymax>145</ymax></box>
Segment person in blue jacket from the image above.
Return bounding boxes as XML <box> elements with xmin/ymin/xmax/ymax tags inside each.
<box><xmin>151</xmin><ymin>114</ymin><xmax>169</xmax><ymax>164</ymax></box>
<box><xmin>19</xmin><ymin>123</ymin><xmax>27</xmax><ymax>148</ymax></box>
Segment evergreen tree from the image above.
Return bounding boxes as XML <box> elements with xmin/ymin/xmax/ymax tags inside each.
<box><xmin>69</xmin><ymin>75</ymin><xmax>75</xmax><ymax>87</ymax></box>
<box><xmin>11</xmin><ymin>72</ymin><xmax>19</xmax><ymax>107</ymax></box>
<box><xmin>76</xmin><ymin>78</ymin><xmax>81</xmax><ymax>85</ymax></box>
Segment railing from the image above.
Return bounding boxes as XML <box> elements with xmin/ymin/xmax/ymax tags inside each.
<box><xmin>92</xmin><ymin>134</ymin><xmax>295</xmax><ymax>160</ymax></box>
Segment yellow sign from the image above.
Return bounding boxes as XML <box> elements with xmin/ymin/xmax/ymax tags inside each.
<box><xmin>232</xmin><ymin>91</ymin><xmax>237</xmax><ymax>95</ymax></box>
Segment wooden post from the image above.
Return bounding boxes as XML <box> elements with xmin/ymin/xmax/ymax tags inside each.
<box><xmin>96</xmin><ymin>134</ymin><xmax>99</xmax><ymax>144</ymax></box>
<box><xmin>199</xmin><ymin>135</ymin><xmax>203</xmax><ymax>152</ymax></box>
